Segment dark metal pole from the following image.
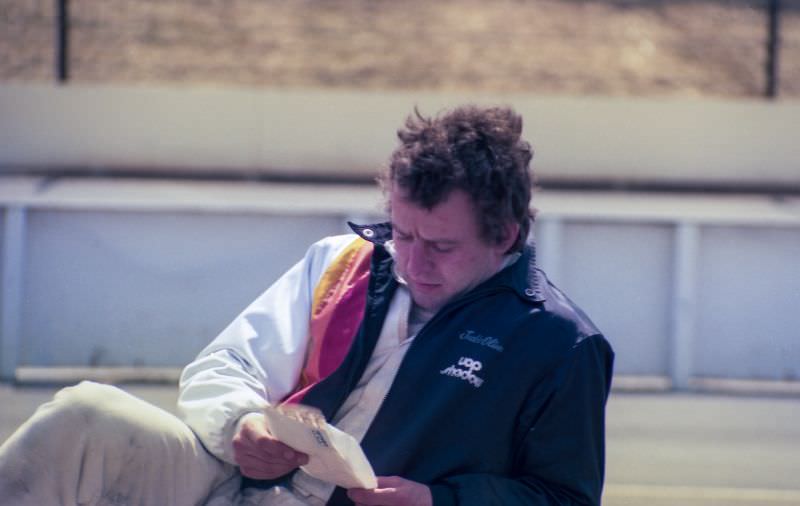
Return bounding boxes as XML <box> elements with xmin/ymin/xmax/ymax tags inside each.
<box><xmin>56</xmin><ymin>0</ymin><xmax>69</xmax><ymax>82</ymax></box>
<box><xmin>766</xmin><ymin>0</ymin><xmax>781</xmax><ymax>98</ymax></box>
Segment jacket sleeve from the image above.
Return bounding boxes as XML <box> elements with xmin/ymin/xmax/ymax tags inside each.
<box><xmin>428</xmin><ymin>334</ymin><xmax>614</xmax><ymax>506</ymax></box>
<box><xmin>176</xmin><ymin>234</ymin><xmax>358</xmax><ymax>464</ymax></box>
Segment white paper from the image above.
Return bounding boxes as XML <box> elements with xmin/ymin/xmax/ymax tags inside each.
<box><xmin>263</xmin><ymin>403</ymin><xmax>378</xmax><ymax>489</ymax></box>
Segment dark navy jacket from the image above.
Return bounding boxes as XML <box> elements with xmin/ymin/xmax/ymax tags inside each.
<box><xmin>254</xmin><ymin>222</ymin><xmax>614</xmax><ymax>505</ymax></box>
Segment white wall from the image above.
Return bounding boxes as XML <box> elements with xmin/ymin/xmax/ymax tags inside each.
<box><xmin>694</xmin><ymin>226</ymin><xmax>800</xmax><ymax>380</ymax></box>
<box><xmin>2</xmin><ymin>176</ymin><xmax>799</xmax><ymax>389</ymax></box>
<box><xmin>2</xmin><ymin>84</ymin><xmax>798</xmax><ymax>388</ymax></box>
<box><xmin>1</xmin><ymin>84</ymin><xmax>799</xmax><ymax>187</ymax></box>
<box><xmin>20</xmin><ymin>210</ymin><xmax>342</xmax><ymax>367</ymax></box>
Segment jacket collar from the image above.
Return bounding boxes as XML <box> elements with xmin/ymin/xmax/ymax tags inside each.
<box><xmin>348</xmin><ymin>221</ymin><xmax>393</xmax><ymax>245</ymax></box>
<box><xmin>348</xmin><ymin>221</ymin><xmax>545</xmax><ymax>304</ymax></box>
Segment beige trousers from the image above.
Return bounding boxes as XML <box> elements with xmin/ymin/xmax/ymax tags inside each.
<box><xmin>0</xmin><ymin>382</ymin><xmax>318</xmax><ymax>506</ymax></box>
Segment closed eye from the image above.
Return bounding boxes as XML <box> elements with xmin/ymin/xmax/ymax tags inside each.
<box><xmin>430</xmin><ymin>242</ymin><xmax>456</xmax><ymax>253</ymax></box>
<box><xmin>394</xmin><ymin>231</ymin><xmax>412</xmax><ymax>242</ymax></box>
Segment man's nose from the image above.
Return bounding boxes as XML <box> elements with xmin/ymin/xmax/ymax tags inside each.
<box><xmin>406</xmin><ymin>240</ymin><xmax>432</xmax><ymax>279</ymax></box>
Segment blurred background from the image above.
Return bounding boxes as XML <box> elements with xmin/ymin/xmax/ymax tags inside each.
<box><xmin>1</xmin><ymin>1</ymin><xmax>799</xmax><ymax>504</ymax></box>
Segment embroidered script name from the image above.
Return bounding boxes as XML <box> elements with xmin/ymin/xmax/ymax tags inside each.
<box><xmin>459</xmin><ymin>330</ymin><xmax>504</xmax><ymax>352</ymax></box>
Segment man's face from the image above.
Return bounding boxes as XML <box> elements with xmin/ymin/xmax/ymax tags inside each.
<box><xmin>389</xmin><ymin>187</ymin><xmax>515</xmax><ymax>312</ymax></box>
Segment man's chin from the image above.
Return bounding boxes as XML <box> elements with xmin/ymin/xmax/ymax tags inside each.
<box><xmin>409</xmin><ymin>288</ymin><xmax>447</xmax><ymax>312</ymax></box>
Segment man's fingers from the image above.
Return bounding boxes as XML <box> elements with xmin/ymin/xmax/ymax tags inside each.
<box><xmin>347</xmin><ymin>486</ymin><xmax>398</xmax><ymax>505</ymax></box>
<box><xmin>256</xmin><ymin>438</ymin><xmax>305</xmax><ymax>460</ymax></box>
<box><xmin>237</xmin><ymin>416</ymin><xmax>271</xmax><ymax>442</ymax></box>
<box><xmin>347</xmin><ymin>476</ymin><xmax>432</xmax><ymax>506</ymax></box>
<box><xmin>233</xmin><ymin>427</ymin><xmax>308</xmax><ymax>464</ymax></box>
<box><xmin>376</xmin><ymin>476</ymin><xmax>405</xmax><ymax>488</ymax></box>
<box><xmin>239</xmin><ymin>449</ymin><xmax>302</xmax><ymax>466</ymax></box>
<box><xmin>231</xmin><ymin>414</ymin><xmax>308</xmax><ymax>479</ymax></box>
<box><xmin>237</xmin><ymin>452</ymin><xmax>304</xmax><ymax>479</ymax></box>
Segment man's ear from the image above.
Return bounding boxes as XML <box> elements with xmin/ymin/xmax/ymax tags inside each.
<box><xmin>498</xmin><ymin>222</ymin><xmax>520</xmax><ymax>254</ymax></box>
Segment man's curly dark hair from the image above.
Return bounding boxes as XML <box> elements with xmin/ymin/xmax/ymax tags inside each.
<box><xmin>381</xmin><ymin>105</ymin><xmax>534</xmax><ymax>253</ymax></box>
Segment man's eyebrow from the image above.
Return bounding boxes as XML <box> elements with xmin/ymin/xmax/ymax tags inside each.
<box><xmin>422</xmin><ymin>236</ymin><xmax>460</xmax><ymax>247</ymax></box>
<box><xmin>391</xmin><ymin>223</ymin><xmax>458</xmax><ymax>244</ymax></box>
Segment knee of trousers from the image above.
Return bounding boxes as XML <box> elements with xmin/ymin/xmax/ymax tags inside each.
<box><xmin>47</xmin><ymin>381</ymin><xmax>203</xmax><ymax>452</ymax></box>
<box><xmin>0</xmin><ymin>382</ymin><xmax>148</xmax><ymax>498</ymax></box>
<box><xmin>52</xmin><ymin>380</ymin><xmax>129</xmax><ymax>418</ymax></box>
<box><xmin>39</xmin><ymin>381</ymin><xmax>158</xmax><ymax>438</ymax></box>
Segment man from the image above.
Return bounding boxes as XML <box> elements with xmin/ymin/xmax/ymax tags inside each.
<box><xmin>0</xmin><ymin>105</ymin><xmax>613</xmax><ymax>505</ymax></box>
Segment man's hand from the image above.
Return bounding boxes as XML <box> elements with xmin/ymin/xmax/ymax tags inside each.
<box><xmin>347</xmin><ymin>476</ymin><xmax>433</xmax><ymax>506</ymax></box>
<box><xmin>231</xmin><ymin>413</ymin><xmax>309</xmax><ymax>480</ymax></box>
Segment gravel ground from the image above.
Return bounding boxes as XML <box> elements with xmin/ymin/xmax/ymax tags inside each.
<box><xmin>2</xmin><ymin>385</ymin><xmax>799</xmax><ymax>506</ymax></box>
<box><xmin>1</xmin><ymin>0</ymin><xmax>798</xmax><ymax>97</ymax></box>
